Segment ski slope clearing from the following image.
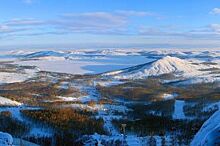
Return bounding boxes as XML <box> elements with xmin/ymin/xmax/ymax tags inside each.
<box><xmin>191</xmin><ymin>109</ymin><xmax>220</xmax><ymax>146</ymax></box>
<box><xmin>173</xmin><ymin>100</ymin><xmax>186</xmax><ymax>120</ymax></box>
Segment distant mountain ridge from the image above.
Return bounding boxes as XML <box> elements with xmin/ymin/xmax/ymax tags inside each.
<box><xmin>8</xmin><ymin>49</ymin><xmax>220</xmax><ymax>60</ymax></box>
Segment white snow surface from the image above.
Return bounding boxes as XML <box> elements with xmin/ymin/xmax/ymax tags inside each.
<box><xmin>0</xmin><ymin>106</ymin><xmax>53</xmax><ymax>137</ymax></box>
<box><xmin>13</xmin><ymin>138</ymin><xmax>40</xmax><ymax>146</ymax></box>
<box><xmin>93</xmin><ymin>80</ymin><xmax>124</xmax><ymax>87</ymax></box>
<box><xmin>203</xmin><ymin>101</ymin><xmax>220</xmax><ymax>112</ymax></box>
<box><xmin>0</xmin><ymin>68</ymin><xmax>38</xmax><ymax>84</ymax></box>
<box><xmin>146</xmin><ymin>56</ymin><xmax>197</xmax><ymax>75</ymax></box>
<box><xmin>172</xmin><ymin>100</ymin><xmax>186</xmax><ymax>120</ymax></box>
<box><xmin>162</xmin><ymin>93</ymin><xmax>178</xmax><ymax>100</ymax></box>
<box><xmin>112</xmin><ymin>56</ymin><xmax>214</xmax><ymax>79</ymax></box>
<box><xmin>0</xmin><ymin>132</ymin><xmax>13</xmax><ymax>145</ymax></box>
<box><xmin>0</xmin><ymin>96</ymin><xmax>22</xmax><ymax>106</ymax></box>
<box><xmin>88</xmin><ymin>133</ymin><xmax>173</xmax><ymax>146</ymax></box>
<box><xmin>191</xmin><ymin>109</ymin><xmax>220</xmax><ymax>146</ymax></box>
<box><xmin>17</xmin><ymin>60</ymin><xmax>96</xmax><ymax>74</ymax></box>
<box><xmin>1</xmin><ymin>50</ymin><xmax>218</xmax><ymax>79</ymax></box>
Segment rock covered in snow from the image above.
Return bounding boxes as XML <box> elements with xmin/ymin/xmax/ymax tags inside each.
<box><xmin>0</xmin><ymin>132</ymin><xmax>13</xmax><ymax>146</ymax></box>
<box><xmin>191</xmin><ymin>110</ymin><xmax>220</xmax><ymax>146</ymax></box>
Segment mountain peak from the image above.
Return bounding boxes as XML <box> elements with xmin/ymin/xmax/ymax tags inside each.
<box><xmin>149</xmin><ymin>56</ymin><xmax>196</xmax><ymax>75</ymax></box>
<box><xmin>110</xmin><ymin>56</ymin><xmax>199</xmax><ymax>79</ymax></box>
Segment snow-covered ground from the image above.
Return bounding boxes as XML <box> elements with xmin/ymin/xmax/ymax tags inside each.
<box><xmin>13</xmin><ymin>138</ymin><xmax>40</xmax><ymax>146</ymax></box>
<box><xmin>173</xmin><ymin>100</ymin><xmax>186</xmax><ymax>120</ymax></box>
<box><xmin>161</xmin><ymin>93</ymin><xmax>178</xmax><ymax>100</ymax></box>
<box><xmin>0</xmin><ymin>106</ymin><xmax>53</xmax><ymax>137</ymax></box>
<box><xmin>203</xmin><ymin>101</ymin><xmax>220</xmax><ymax>112</ymax></box>
<box><xmin>88</xmin><ymin>133</ymin><xmax>173</xmax><ymax>146</ymax></box>
<box><xmin>0</xmin><ymin>96</ymin><xmax>22</xmax><ymax>106</ymax></box>
<box><xmin>17</xmin><ymin>60</ymin><xmax>99</xmax><ymax>74</ymax></box>
<box><xmin>93</xmin><ymin>80</ymin><xmax>124</xmax><ymax>87</ymax></box>
<box><xmin>0</xmin><ymin>131</ymin><xmax>39</xmax><ymax>146</ymax></box>
<box><xmin>0</xmin><ymin>68</ymin><xmax>38</xmax><ymax>84</ymax></box>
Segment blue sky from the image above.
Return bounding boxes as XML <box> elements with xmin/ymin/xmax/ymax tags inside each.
<box><xmin>1</xmin><ymin>0</ymin><xmax>220</xmax><ymax>49</ymax></box>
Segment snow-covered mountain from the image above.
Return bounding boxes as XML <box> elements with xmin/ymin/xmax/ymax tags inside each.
<box><xmin>139</xmin><ymin>56</ymin><xmax>198</xmax><ymax>75</ymax></box>
<box><xmin>23</xmin><ymin>51</ymin><xmax>65</xmax><ymax>59</ymax></box>
<box><xmin>104</xmin><ymin>56</ymin><xmax>203</xmax><ymax>78</ymax></box>
<box><xmin>103</xmin><ymin>56</ymin><xmax>220</xmax><ymax>83</ymax></box>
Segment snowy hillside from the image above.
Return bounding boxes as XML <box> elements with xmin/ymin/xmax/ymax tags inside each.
<box><xmin>0</xmin><ymin>67</ymin><xmax>39</xmax><ymax>84</ymax></box>
<box><xmin>191</xmin><ymin>109</ymin><xmax>220</xmax><ymax>146</ymax></box>
<box><xmin>104</xmin><ymin>56</ymin><xmax>220</xmax><ymax>83</ymax></box>
<box><xmin>0</xmin><ymin>96</ymin><xmax>22</xmax><ymax>106</ymax></box>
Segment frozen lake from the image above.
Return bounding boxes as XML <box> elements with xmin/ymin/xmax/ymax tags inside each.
<box><xmin>16</xmin><ymin>56</ymin><xmax>154</xmax><ymax>74</ymax></box>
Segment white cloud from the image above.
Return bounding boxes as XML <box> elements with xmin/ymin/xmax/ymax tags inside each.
<box><xmin>139</xmin><ymin>24</ymin><xmax>220</xmax><ymax>40</ymax></box>
<box><xmin>4</xmin><ymin>10</ymin><xmax>220</xmax><ymax>43</ymax></box>
<box><xmin>210</xmin><ymin>24</ymin><xmax>220</xmax><ymax>33</ymax></box>
<box><xmin>0</xmin><ymin>10</ymin><xmax>154</xmax><ymax>37</ymax></box>
<box><xmin>5</xmin><ymin>18</ymin><xmax>44</xmax><ymax>26</ymax></box>
<box><xmin>61</xmin><ymin>12</ymin><xmax>127</xmax><ymax>28</ymax></box>
<box><xmin>115</xmin><ymin>10</ymin><xmax>155</xmax><ymax>17</ymax></box>
<box><xmin>0</xmin><ymin>25</ymin><xmax>10</xmax><ymax>33</ymax></box>
<box><xmin>210</xmin><ymin>8</ymin><xmax>220</xmax><ymax>15</ymax></box>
